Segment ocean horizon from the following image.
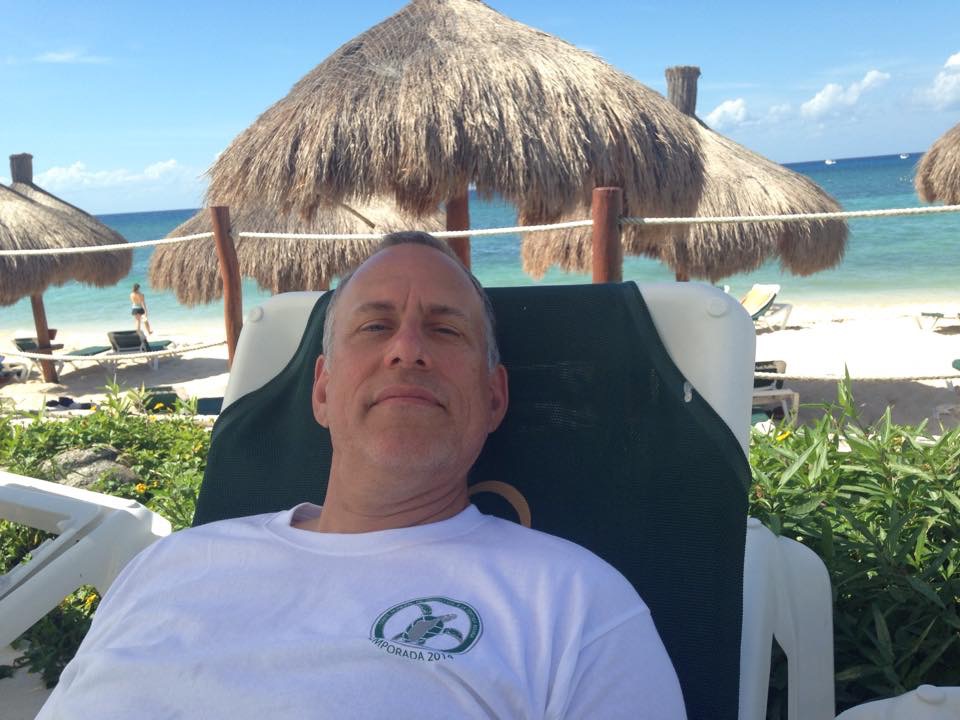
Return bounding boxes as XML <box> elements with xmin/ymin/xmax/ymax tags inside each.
<box><xmin>2</xmin><ymin>152</ymin><xmax>957</xmax><ymax>336</ymax></box>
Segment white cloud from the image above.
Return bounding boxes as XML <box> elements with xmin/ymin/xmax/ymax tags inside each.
<box><xmin>705</xmin><ymin>98</ymin><xmax>749</xmax><ymax>130</ymax></box>
<box><xmin>36</xmin><ymin>160</ymin><xmax>189</xmax><ymax>191</ymax></box>
<box><xmin>800</xmin><ymin>70</ymin><xmax>891</xmax><ymax>118</ymax></box>
<box><xmin>34</xmin><ymin>50</ymin><xmax>108</xmax><ymax>64</ymax></box>
<box><xmin>922</xmin><ymin>52</ymin><xmax>960</xmax><ymax>110</ymax></box>
<box><xmin>766</xmin><ymin>103</ymin><xmax>792</xmax><ymax>123</ymax></box>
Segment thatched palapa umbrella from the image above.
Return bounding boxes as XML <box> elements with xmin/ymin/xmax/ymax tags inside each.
<box><xmin>1</xmin><ymin>155</ymin><xmax>132</xmax><ymax>381</ymax></box>
<box><xmin>9</xmin><ymin>154</ymin><xmax>131</xmax><ymax>286</ymax></box>
<box><xmin>206</xmin><ymin>0</ymin><xmax>706</xmax><ymax>268</ymax></box>
<box><xmin>522</xmin><ymin>66</ymin><xmax>848</xmax><ymax>283</ymax></box>
<box><xmin>150</xmin><ymin>201</ymin><xmax>443</xmax><ymax>306</ymax></box>
<box><xmin>915</xmin><ymin>121</ymin><xmax>960</xmax><ymax>203</ymax></box>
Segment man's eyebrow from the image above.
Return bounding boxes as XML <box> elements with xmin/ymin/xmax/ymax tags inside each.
<box><xmin>352</xmin><ymin>301</ymin><xmax>396</xmax><ymax>315</ymax></box>
<box><xmin>425</xmin><ymin>304</ymin><xmax>470</xmax><ymax>322</ymax></box>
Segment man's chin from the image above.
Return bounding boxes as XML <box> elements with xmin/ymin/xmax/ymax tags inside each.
<box><xmin>365</xmin><ymin>438</ymin><xmax>456</xmax><ymax>472</ymax></box>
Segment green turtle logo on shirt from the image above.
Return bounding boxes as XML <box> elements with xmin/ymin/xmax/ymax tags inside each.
<box><xmin>371</xmin><ymin>596</ymin><xmax>482</xmax><ymax>660</ymax></box>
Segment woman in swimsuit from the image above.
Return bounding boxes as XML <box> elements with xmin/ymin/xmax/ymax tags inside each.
<box><xmin>130</xmin><ymin>283</ymin><xmax>153</xmax><ymax>335</ymax></box>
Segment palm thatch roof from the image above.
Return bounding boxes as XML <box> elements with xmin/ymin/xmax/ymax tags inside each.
<box><xmin>206</xmin><ymin>0</ymin><xmax>704</xmax><ymax>234</ymax></box>
<box><xmin>0</xmin><ymin>184</ymin><xmax>77</xmax><ymax>306</ymax></box>
<box><xmin>915</xmin><ymin>121</ymin><xmax>960</xmax><ymax>203</ymax></box>
<box><xmin>522</xmin><ymin>72</ymin><xmax>847</xmax><ymax>282</ymax></box>
<box><xmin>7</xmin><ymin>154</ymin><xmax>131</xmax><ymax>287</ymax></box>
<box><xmin>150</xmin><ymin>201</ymin><xmax>443</xmax><ymax>305</ymax></box>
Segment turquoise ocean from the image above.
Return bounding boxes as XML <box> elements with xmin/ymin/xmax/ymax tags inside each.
<box><xmin>1</xmin><ymin>153</ymin><xmax>957</xmax><ymax>335</ymax></box>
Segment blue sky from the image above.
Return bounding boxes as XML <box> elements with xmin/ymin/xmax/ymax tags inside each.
<box><xmin>2</xmin><ymin>0</ymin><xmax>959</xmax><ymax>214</ymax></box>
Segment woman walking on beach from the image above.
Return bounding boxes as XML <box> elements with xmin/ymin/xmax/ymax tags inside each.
<box><xmin>130</xmin><ymin>283</ymin><xmax>153</xmax><ymax>335</ymax></box>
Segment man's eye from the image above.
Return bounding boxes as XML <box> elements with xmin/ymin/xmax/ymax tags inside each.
<box><xmin>432</xmin><ymin>325</ymin><xmax>462</xmax><ymax>337</ymax></box>
<box><xmin>360</xmin><ymin>322</ymin><xmax>389</xmax><ymax>332</ymax></box>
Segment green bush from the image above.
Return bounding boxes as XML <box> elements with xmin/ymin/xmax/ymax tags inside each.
<box><xmin>0</xmin><ymin>385</ymin><xmax>209</xmax><ymax>685</ymax></box>
<box><xmin>751</xmin><ymin>380</ymin><xmax>960</xmax><ymax>714</ymax></box>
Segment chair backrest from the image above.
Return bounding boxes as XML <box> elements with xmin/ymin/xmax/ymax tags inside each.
<box><xmin>107</xmin><ymin>330</ymin><xmax>146</xmax><ymax>352</ymax></box>
<box><xmin>739</xmin><ymin>284</ymin><xmax>780</xmax><ymax>320</ymax></box>
<box><xmin>195</xmin><ymin>282</ymin><xmax>754</xmax><ymax>720</ymax></box>
<box><xmin>754</xmin><ymin>360</ymin><xmax>786</xmax><ymax>390</ymax></box>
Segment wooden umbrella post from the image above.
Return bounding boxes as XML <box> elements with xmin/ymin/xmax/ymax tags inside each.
<box><xmin>29</xmin><ymin>294</ymin><xmax>58</xmax><ymax>383</ymax></box>
<box><xmin>445</xmin><ymin>189</ymin><xmax>471</xmax><ymax>269</ymax></box>
<box><xmin>210</xmin><ymin>206</ymin><xmax>242</xmax><ymax>368</ymax></box>
<box><xmin>665</xmin><ymin>66</ymin><xmax>701</xmax><ymax>283</ymax></box>
<box><xmin>591</xmin><ymin>187</ymin><xmax>623</xmax><ymax>283</ymax></box>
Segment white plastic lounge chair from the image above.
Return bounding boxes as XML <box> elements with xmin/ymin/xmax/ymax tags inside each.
<box><xmin>753</xmin><ymin>360</ymin><xmax>801</xmax><ymax>420</ymax></box>
<box><xmin>916</xmin><ymin>311</ymin><xmax>959</xmax><ymax>331</ymax></box>
<box><xmin>222</xmin><ymin>285</ymin><xmax>834</xmax><ymax>720</ymax></box>
<box><xmin>740</xmin><ymin>283</ymin><xmax>793</xmax><ymax>331</ymax></box>
<box><xmin>0</xmin><ymin>473</ymin><xmax>171</xmax><ymax>648</ymax></box>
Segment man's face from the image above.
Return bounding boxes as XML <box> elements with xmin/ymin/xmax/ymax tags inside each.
<box><xmin>312</xmin><ymin>244</ymin><xmax>508</xmax><ymax>480</ymax></box>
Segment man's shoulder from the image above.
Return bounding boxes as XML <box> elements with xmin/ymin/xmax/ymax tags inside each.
<box><xmin>474</xmin><ymin>513</ymin><xmax>643</xmax><ymax>600</ymax></box>
<box><xmin>145</xmin><ymin>510</ymin><xmax>280</xmax><ymax>554</ymax></box>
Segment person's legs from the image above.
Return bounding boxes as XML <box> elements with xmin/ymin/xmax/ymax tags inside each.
<box><xmin>144</xmin><ymin>316</ymin><xmax>153</xmax><ymax>334</ymax></box>
<box><xmin>133</xmin><ymin>312</ymin><xmax>142</xmax><ymax>332</ymax></box>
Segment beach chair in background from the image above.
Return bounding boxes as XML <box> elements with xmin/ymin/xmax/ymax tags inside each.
<box><xmin>12</xmin><ymin>335</ymin><xmax>66</xmax><ymax>378</ymax></box>
<box><xmin>0</xmin><ymin>355</ymin><xmax>30</xmax><ymax>385</ymax></box>
<box><xmin>752</xmin><ymin>360</ymin><xmax>801</xmax><ymax>421</ymax></box>
<box><xmin>193</xmin><ymin>284</ymin><xmax>835</xmax><ymax>720</ymax></box>
<box><xmin>916</xmin><ymin>310</ymin><xmax>960</xmax><ymax>330</ymax></box>
<box><xmin>739</xmin><ymin>283</ymin><xmax>793</xmax><ymax>331</ymax></box>
<box><xmin>106</xmin><ymin>330</ymin><xmax>174</xmax><ymax>370</ymax></box>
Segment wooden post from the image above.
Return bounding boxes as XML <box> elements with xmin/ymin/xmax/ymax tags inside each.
<box><xmin>445</xmin><ymin>189</ymin><xmax>471</xmax><ymax>268</ymax></box>
<box><xmin>665</xmin><ymin>66</ymin><xmax>701</xmax><ymax>282</ymax></box>
<box><xmin>29</xmin><ymin>294</ymin><xmax>58</xmax><ymax>383</ymax></box>
<box><xmin>10</xmin><ymin>153</ymin><xmax>34</xmax><ymax>184</ymax></box>
<box><xmin>591</xmin><ymin>187</ymin><xmax>623</xmax><ymax>283</ymax></box>
<box><xmin>665</xmin><ymin>66</ymin><xmax>701</xmax><ymax>117</ymax></box>
<box><xmin>210</xmin><ymin>206</ymin><xmax>242</xmax><ymax>368</ymax></box>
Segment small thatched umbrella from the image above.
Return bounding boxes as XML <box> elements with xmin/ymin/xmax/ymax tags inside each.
<box><xmin>150</xmin><ymin>201</ymin><xmax>443</xmax><ymax>306</ymax></box>
<box><xmin>915</xmin><ymin>121</ymin><xmax>960</xmax><ymax>203</ymax></box>
<box><xmin>522</xmin><ymin>66</ymin><xmax>847</xmax><ymax>282</ymax></box>
<box><xmin>0</xmin><ymin>185</ymin><xmax>79</xmax><ymax>305</ymax></box>
<box><xmin>9</xmin><ymin>154</ymin><xmax>131</xmax><ymax>285</ymax></box>
<box><xmin>0</xmin><ymin>171</ymin><xmax>131</xmax><ymax>381</ymax></box>
<box><xmin>206</xmin><ymin>0</ymin><xmax>705</xmax><ymax>266</ymax></box>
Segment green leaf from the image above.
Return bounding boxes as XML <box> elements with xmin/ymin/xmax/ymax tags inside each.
<box><xmin>871</xmin><ymin>606</ymin><xmax>895</xmax><ymax>664</ymax></box>
<box><xmin>905</xmin><ymin>576</ymin><xmax>946</xmax><ymax>609</ymax></box>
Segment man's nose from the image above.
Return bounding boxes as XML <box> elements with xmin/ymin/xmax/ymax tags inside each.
<box><xmin>385</xmin><ymin>322</ymin><xmax>429</xmax><ymax>368</ymax></box>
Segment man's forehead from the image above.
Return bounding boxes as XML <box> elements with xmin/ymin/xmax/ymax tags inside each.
<box><xmin>340</xmin><ymin>246</ymin><xmax>482</xmax><ymax>314</ymax></box>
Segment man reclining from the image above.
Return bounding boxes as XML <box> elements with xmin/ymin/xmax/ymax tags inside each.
<box><xmin>39</xmin><ymin>232</ymin><xmax>686</xmax><ymax>719</ymax></box>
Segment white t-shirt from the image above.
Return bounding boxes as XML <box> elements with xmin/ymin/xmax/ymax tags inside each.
<box><xmin>39</xmin><ymin>504</ymin><xmax>686</xmax><ymax>719</ymax></box>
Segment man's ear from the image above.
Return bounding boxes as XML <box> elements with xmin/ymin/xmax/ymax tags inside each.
<box><xmin>487</xmin><ymin>363</ymin><xmax>509</xmax><ymax>432</ymax></box>
<box><xmin>312</xmin><ymin>355</ymin><xmax>330</xmax><ymax>428</ymax></box>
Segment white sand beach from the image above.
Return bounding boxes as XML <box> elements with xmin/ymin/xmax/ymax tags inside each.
<box><xmin>755</xmin><ymin>302</ymin><xmax>960</xmax><ymax>430</ymax></box>
<box><xmin>0</xmin><ymin>320</ymin><xmax>231</xmax><ymax>413</ymax></box>
<box><xmin>1</xmin><ymin>300</ymin><xmax>958</xmax><ymax>429</ymax></box>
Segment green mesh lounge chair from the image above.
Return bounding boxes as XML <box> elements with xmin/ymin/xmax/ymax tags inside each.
<box><xmin>106</xmin><ymin>330</ymin><xmax>173</xmax><ymax>354</ymax></box>
<box><xmin>194</xmin><ymin>283</ymin><xmax>836</xmax><ymax>720</ymax></box>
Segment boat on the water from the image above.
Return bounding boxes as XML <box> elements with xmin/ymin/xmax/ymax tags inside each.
<box><xmin>899</xmin><ymin>153</ymin><xmax>909</xmax><ymax>159</ymax></box>
<box><xmin>824</xmin><ymin>159</ymin><xmax>836</xmax><ymax>165</ymax></box>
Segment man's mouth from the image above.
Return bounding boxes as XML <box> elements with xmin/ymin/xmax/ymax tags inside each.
<box><xmin>372</xmin><ymin>385</ymin><xmax>443</xmax><ymax>408</ymax></box>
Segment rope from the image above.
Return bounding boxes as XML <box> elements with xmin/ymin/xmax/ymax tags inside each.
<box><xmin>3</xmin><ymin>340</ymin><xmax>225</xmax><ymax>362</ymax></box>
<box><xmin>0</xmin><ymin>205</ymin><xmax>958</xmax><ymax>255</ymax></box>
<box><xmin>755</xmin><ymin>371</ymin><xmax>960</xmax><ymax>382</ymax></box>
<box><xmin>622</xmin><ymin>204</ymin><xmax>960</xmax><ymax>227</ymax></box>
<box><xmin>238</xmin><ymin>219</ymin><xmax>594</xmax><ymax>241</ymax></box>
<box><xmin>0</xmin><ymin>232</ymin><xmax>213</xmax><ymax>257</ymax></box>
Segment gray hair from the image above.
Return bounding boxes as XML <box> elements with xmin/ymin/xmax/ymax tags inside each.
<box><xmin>321</xmin><ymin>231</ymin><xmax>500</xmax><ymax>369</ymax></box>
